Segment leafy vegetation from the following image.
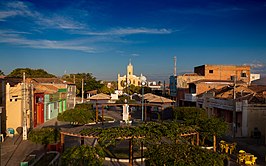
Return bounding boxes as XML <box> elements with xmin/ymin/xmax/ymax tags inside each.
<box><xmin>62</xmin><ymin>73</ymin><xmax>103</xmax><ymax>96</ymax></box>
<box><xmin>115</xmin><ymin>95</ymin><xmax>137</xmax><ymax>104</ymax></box>
<box><xmin>0</xmin><ymin>70</ymin><xmax>4</xmax><ymax>76</ymax></box>
<box><xmin>98</xmin><ymin>85</ymin><xmax>115</xmax><ymax>94</ymax></box>
<box><xmin>74</xmin><ymin>103</ymin><xmax>93</xmax><ymax>110</ymax></box>
<box><xmin>123</xmin><ymin>84</ymin><xmax>152</xmax><ymax>95</ymax></box>
<box><xmin>57</xmin><ymin>103</ymin><xmax>95</xmax><ymax>125</ymax></box>
<box><xmin>145</xmin><ymin>142</ymin><xmax>226</xmax><ymax>166</ymax></box>
<box><xmin>80</xmin><ymin>121</ymin><xmax>198</xmax><ymax>146</ymax></box>
<box><xmin>173</xmin><ymin>107</ymin><xmax>228</xmax><ymax>145</ymax></box>
<box><xmin>61</xmin><ymin>145</ymin><xmax>105</xmax><ymax>166</ymax></box>
<box><xmin>28</xmin><ymin>127</ymin><xmax>60</xmax><ymax>145</ymax></box>
<box><xmin>79</xmin><ymin>120</ymin><xmax>226</xmax><ymax>165</ymax></box>
<box><xmin>7</xmin><ymin>68</ymin><xmax>56</xmax><ymax>78</ymax></box>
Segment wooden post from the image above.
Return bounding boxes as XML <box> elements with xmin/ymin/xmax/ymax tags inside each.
<box><xmin>172</xmin><ymin>105</ymin><xmax>174</xmax><ymax>120</ymax></box>
<box><xmin>102</xmin><ymin>104</ymin><xmax>104</xmax><ymax>125</ymax></box>
<box><xmin>141</xmin><ymin>141</ymin><xmax>144</xmax><ymax>165</ymax></box>
<box><xmin>161</xmin><ymin>106</ymin><xmax>163</xmax><ymax>121</ymax></box>
<box><xmin>81</xmin><ymin>137</ymin><xmax>84</xmax><ymax>145</ymax></box>
<box><xmin>196</xmin><ymin>132</ymin><xmax>199</xmax><ymax>146</ymax></box>
<box><xmin>191</xmin><ymin>135</ymin><xmax>195</xmax><ymax>145</ymax></box>
<box><xmin>213</xmin><ymin>134</ymin><xmax>216</xmax><ymax>152</ymax></box>
<box><xmin>96</xmin><ymin>103</ymin><xmax>98</xmax><ymax>123</ymax></box>
<box><xmin>60</xmin><ymin>133</ymin><xmax>65</xmax><ymax>152</ymax></box>
<box><xmin>129</xmin><ymin>139</ymin><xmax>133</xmax><ymax>166</ymax></box>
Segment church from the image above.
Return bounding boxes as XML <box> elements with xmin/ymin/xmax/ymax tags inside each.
<box><xmin>117</xmin><ymin>61</ymin><xmax>146</xmax><ymax>90</ymax></box>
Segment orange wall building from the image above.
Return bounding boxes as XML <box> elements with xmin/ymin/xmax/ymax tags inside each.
<box><xmin>194</xmin><ymin>65</ymin><xmax>250</xmax><ymax>84</ymax></box>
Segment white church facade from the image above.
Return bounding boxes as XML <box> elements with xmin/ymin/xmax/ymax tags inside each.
<box><xmin>117</xmin><ymin>62</ymin><xmax>146</xmax><ymax>90</ymax></box>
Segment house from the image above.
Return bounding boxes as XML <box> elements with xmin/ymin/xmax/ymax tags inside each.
<box><xmin>0</xmin><ymin>76</ymin><xmax>76</xmax><ymax>135</ymax></box>
<box><xmin>1</xmin><ymin>78</ymin><xmax>32</xmax><ymax>134</ymax></box>
<box><xmin>182</xmin><ymin>79</ymin><xmax>247</xmax><ymax>107</ymax></box>
<box><xmin>194</xmin><ymin>64</ymin><xmax>251</xmax><ymax>84</ymax></box>
<box><xmin>170</xmin><ymin>64</ymin><xmax>251</xmax><ymax>106</ymax></box>
<box><xmin>175</xmin><ymin>73</ymin><xmax>204</xmax><ymax>106</ymax></box>
<box><xmin>29</xmin><ymin>78</ymin><xmax>76</xmax><ymax>110</ymax></box>
<box><xmin>197</xmin><ymin>85</ymin><xmax>266</xmax><ymax>140</ymax></box>
<box><xmin>29</xmin><ymin>78</ymin><xmax>75</xmax><ymax>126</ymax></box>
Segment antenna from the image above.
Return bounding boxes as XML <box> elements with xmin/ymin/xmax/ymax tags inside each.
<box><xmin>174</xmin><ymin>56</ymin><xmax>177</xmax><ymax>76</ymax></box>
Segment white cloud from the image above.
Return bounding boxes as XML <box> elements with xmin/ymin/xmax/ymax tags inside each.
<box><xmin>131</xmin><ymin>53</ymin><xmax>139</xmax><ymax>57</ymax></box>
<box><xmin>0</xmin><ymin>1</ymin><xmax>86</xmax><ymax>30</ymax></box>
<box><xmin>80</xmin><ymin>27</ymin><xmax>173</xmax><ymax>36</ymax></box>
<box><xmin>243</xmin><ymin>61</ymin><xmax>265</xmax><ymax>69</ymax></box>
<box><xmin>36</xmin><ymin>15</ymin><xmax>86</xmax><ymax>30</ymax></box>
<box><xmin>243</xmin><ymin>61</ymin><xmax>266</xmax><ymax>75</ymax></box>
<box><xmin>0</xmin><ymin>31</ymin><xmax>95</xmax><ymax>53</ymax></box>
<box><xmin>0</xmin><ymin>11</ymin><xmax>18</xmax><ymax>21</ymax></box>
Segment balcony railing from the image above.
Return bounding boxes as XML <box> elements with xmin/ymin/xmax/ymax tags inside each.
<box><xmin>184</xmin><ymin>93</ymin><xmax>197</xmax><ymax>102</ymax></box>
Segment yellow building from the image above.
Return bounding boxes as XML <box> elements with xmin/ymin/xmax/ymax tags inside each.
<box><xmin>5</xmin><ymin>81</ymin><xmax>31</xmax><ymax>134</ymax></box>
<box><xmin>117</xmin><ymin>62</ymin><xmax>145</xmax><ymax>90</ymax></box>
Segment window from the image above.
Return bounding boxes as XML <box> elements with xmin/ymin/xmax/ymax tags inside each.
<box><xmin>209</xmin><ymin>70</ymin><xmax>213</xmax><ymax>74</ymax></box>
<box><xmin>35</xmin><ymin>96</ymin><xmax>43</xmax><ymax>103</ymax></box>
<box><xmin>241</xmin><ymin>73</ymin><xmax>247</xmax><ymax>77</ymax></box>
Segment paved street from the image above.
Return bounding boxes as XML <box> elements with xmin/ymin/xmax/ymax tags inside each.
<box><xmin>1</xmin><ymin>134</ymin><xmax>44</xmax><ymax>166</ymax></box>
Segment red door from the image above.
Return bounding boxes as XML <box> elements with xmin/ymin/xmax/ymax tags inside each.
<box><xmin>37</xmin><ymin>103</ymin><xmax>44</xmax><ymax>124</ymax></box>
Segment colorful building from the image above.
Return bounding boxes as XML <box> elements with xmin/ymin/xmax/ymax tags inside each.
<box><xmin>0</xmin><ymin>77</ymin><xmax>75</xmax><ymax>134</ymax></box>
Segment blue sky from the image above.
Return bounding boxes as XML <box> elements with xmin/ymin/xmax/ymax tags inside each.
<box><xmin>0</xmin><ymin>0</ymin><xmax>266</xmax><ymax>81</ymax></box>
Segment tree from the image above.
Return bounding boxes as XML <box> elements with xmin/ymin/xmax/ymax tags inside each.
<box><xmin>173</xmin><ymin>107</ymin><xmax>228</xmax><ymax>145</ymax></box>
<box><xmin>123</xmin><ymin>84</ymin><xmax>141</xmax><ymax>95</ymax></box>
<box><xmin>28</xmin><ymin>127</ymin><xmax>60</xmax><ymax>145</ymax></box>
<box><xmin>98</xmin><ymin>85</ymin><xmax>115</xmax><ymax>94</ymax></box>
<box><xmin>8</xmin><ymin>68</ymin><xmax>56</xmax><ymax>78</ymax></box>
<box><xmin>115</xmin><ymin>95</ymin><xmax>137</xmax><ymax>104</ymax></box>
<box><xmin>145</xmin><ymin>142</ymin><xmax>226</xmax><ymax>166</ymax></box>
<box><xmin>62</xmin><ymin>73</ymin><xmax>103</xmax><ymax>96</ymax></box>
<box><xmin>57</xmin><ymin>104</ymin><xmax>95</xmax><ymax>125</ymax></box>
<box><xmin>61</xmin><ymin>145</ymin><xmax>105</xmax><ymax>166</ymax></box>
<box><xmin>0</xmin><ymin>70</ymin><xmax>4</xmax><ymax>76</ymax></box>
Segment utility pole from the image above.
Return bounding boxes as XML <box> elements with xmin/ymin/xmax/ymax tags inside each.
<box><xmin>73</xmin><ymin>75</ymin><xmax>76</xmax><ymax>107</ymax></box>
<box><xmin>233</xmin><ymin>76</ymin><xmax>236</xmax><ymax>139</ymax></box>
<box><xmin>81</xmin><ymin>78</ymin><xmax>84</xmax><ymax>103</ymax></box>
<box><xmin>22</xmin><ymin>72</ymin><xmax>27</xmax><ymax>140</ymax></box>
<box><xmin>174</xmin><ymin>56</ymin><xmax>177</xmax><ymax>76</ymax></box>
<box><xmin>30</xmin><ymin>82</ymin><xmax>34</xmax><ymax>130</ymax></box>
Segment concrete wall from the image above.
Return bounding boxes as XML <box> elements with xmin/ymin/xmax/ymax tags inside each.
<box><xmin>246</xmin><ymin>104</ymin><xmax>266</xmax><ymax>138</ymax></box>
<box><xmin>177</xmin><ymin>75</ymin><xmax>204</xmax><ymax>88</ymax></box>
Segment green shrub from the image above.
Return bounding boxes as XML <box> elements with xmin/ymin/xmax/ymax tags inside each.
<box><xmin>28</xmin><ymin>127</ymin><xmax>60</xmax><ymax>145</ymax></box>
<box><xmin>61</xmin><ymin>145</ymin><xmax>105</xmax><ymax>166</ymax></box>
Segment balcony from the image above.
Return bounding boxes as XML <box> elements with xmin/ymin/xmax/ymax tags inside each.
<box><xmin>208</xmin><ymin>98</ymin><xmax>234</xmax><ymax>111</ymax></box>
<box><xmin>184</xmin><ymin>93</ymin><xmax>197</xmax><ymax>102</ymax></box>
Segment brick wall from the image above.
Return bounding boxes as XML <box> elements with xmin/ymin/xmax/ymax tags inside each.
<box><xmin>194</xmin><ymin>65</ymin><xmax>250</xmax><ymax>83</ymax></box>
